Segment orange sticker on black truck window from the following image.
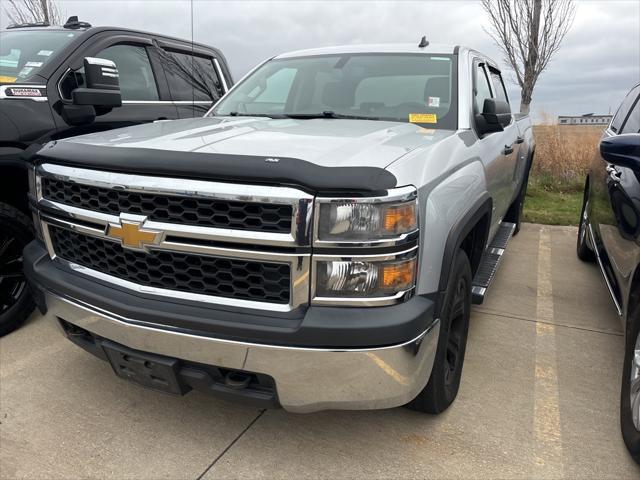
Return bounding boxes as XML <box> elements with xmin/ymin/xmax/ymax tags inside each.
<box><xmin>409</xmin><ymin>113</ymin><xmax>437</xmax><ymax>124</ymax></box>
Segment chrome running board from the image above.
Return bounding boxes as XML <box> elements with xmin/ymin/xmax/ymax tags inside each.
<box><xmin>471</xmin><ymin>222</ymin><xmax>516</xmax><ymax>304</ymax></box>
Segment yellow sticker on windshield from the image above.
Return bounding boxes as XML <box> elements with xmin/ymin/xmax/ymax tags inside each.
<box><xmin>409</xmin><ymin>113</ymin><xmax>437</xmax><ymax>124</ymax></box>
<box><xmin>0</xmin><ymin>76</ymin><xmax>17</xmax><ymax>83</ymax></box>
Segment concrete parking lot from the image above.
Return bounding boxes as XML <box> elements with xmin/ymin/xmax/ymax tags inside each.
<box><xmin>1</xmin><ymin>223</ymin><xmax>639</xmax><ymax>479</ymax></box>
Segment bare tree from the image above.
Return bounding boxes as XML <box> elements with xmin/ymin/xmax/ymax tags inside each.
<box><xmin>4</xmin><ymin>0</ymin><xmax>63</xmax><ymax>26</ymax></box>
<box><xmin>482</xmin><ymin>0</ymin><xmax>575</xmax><ymax>113</ymax></box>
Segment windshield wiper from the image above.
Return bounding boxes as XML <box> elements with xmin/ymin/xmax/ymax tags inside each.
<box><xmin>283</xmin><ymin>111</ymin><xmax>381</xmax><ymax>121</ymax></box>
<box><xmin>216</xmin><ymin>112</ymin><xmax>287</xmax><ymax>119</ymax></box>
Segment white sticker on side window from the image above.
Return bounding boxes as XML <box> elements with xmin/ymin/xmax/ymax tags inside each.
<box><xmin>428</xmin><ymin>96</ymin><xmax>440</xmax><ymax>108</ymax></box>
<box><xmin>25</xmin><ymin>61</ymin><xmax>43</xmax><ymax>68</ymax></box>
<box><xmin>38</xmin><ymin>50</ymin><xmax>53</xmax><ymax>56</ymax></box>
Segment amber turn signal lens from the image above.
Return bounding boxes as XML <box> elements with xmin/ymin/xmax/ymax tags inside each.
<box><xmin>380</xmin><ymin>258</ymin><xmax>416</xmax><ymax>291</ymax></box>
<box><xmin>383</xmin><ymin>204</ymin><xmax>417</xmax><ymax>234</ymax></box>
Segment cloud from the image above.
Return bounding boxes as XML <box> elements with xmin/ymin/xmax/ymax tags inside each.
<box><xmin>3</xmin><ymin>0</ymin><xmax>639</xmax><ymax>120</ymax></box>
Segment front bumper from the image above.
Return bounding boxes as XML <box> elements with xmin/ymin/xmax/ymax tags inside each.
<box><xmin>25</xmin><ymin>242</ymin><xmax>440</xmax><ymax>413</ymax></box>
<box><xmin>44</xmin><ymin>292</ymin><xmax>439</xmax><ymax>412</ymax></box>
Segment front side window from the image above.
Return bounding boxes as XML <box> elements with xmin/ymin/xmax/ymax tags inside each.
<box><xmin>211</xmin><ymin>53</ymin><xmax>457</xmax><ymax>129</ymax></box>
<box><xmin>474</xmin><ymin>64</ymin><xmax>492</xmax><ymax>114</ymax></box>
<box><xmin>489</xmin><ymin>70</ymin><xmax>508</xmax><ymax>104</ymax></box>
<box><xmin>162</xmin><ymin>50</ymin><xmax>223</xmax><ymax>102</ymax></box>
<box><xmin>59</xmin><ymin>44</ymin><xmax>159</xmax><ymax>101</ymax></box>
<box><xmin>620</xmin><ymin>95</ymin><xmax>640</xmax><ymax>134</ymax></box>
<box><xmin>611</xmin><ymin>85</ymin><xmax>640</xmax><ymax>133</ymax></box>
<box><xmin>0</xmin><ymin>30</ymin><xmax>77</xmax><ymax>82</ymax></box>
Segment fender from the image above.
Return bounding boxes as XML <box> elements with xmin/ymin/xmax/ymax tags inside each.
<box><xmin>434</xmin><ymin>193</ymin><xmax>493</xmax><ymax>315</ymax></box>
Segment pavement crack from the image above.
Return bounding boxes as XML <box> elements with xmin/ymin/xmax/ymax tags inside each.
<box><xmin>473</xmin><ymin>307</ymin><xmax>623</xmax><ymax>337</ymax></box>
<box><xmin>195</xmin><ymin>409</ymin><xmax>266</xmax><ymax>480</ymax></box>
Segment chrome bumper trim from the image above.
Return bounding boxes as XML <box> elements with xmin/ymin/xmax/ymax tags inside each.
<box><xmin>46</xmin><ymin>292</ymin><xmax>440</xmax><ymax>413</ymax></box>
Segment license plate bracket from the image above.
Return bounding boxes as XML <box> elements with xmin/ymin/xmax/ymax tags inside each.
<box><xmin>102</xmin><ymin>341</ymin><xmax>188</xmax><ymax>395</ymax></box>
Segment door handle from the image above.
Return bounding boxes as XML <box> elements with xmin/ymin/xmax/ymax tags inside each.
<box><xmin>503</xmin><ymin>144</ymin><xmax>514</xmax><ymax>155</ymax></box>
<box><xmin>515</xmin><ymin>136</ymin><xmax>524</xmax><ymax>144</ymax></box>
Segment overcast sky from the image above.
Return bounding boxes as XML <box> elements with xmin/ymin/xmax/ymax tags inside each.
<box><xmin>3</xmin><ymin>0</ymin><xmax>639</xmax><ymax>121</ymax></box>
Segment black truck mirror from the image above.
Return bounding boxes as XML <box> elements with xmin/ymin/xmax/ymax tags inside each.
<box><xmin>475</xmin><ymin>98</ymin><xmax>512</xmax><ymax>136</ymax></box>
<box><xmin>600</xmin><ymin>133</ymin><xmax>640</xmax><ymax>171</ymax></box>
<box><xmin>71</xmin><ymin>57</ymin><xmax>122</xmax><ymax>108</ymax></box>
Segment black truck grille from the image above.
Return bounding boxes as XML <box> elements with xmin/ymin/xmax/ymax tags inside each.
<box><xmin>49</xmin><ymin>227</ymin><xmax>291</xmax><ymax>304</ymax></box>
<box><xmin>42</xmin><ymin>178</ymin><xmax>293</xmax><ymax>233</ymax></box>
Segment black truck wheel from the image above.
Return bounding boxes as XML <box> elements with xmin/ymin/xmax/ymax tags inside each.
<box><xmin>577</xmin><ymin>182</ymin><xmax>596</xmax><ymax>262</ymax></box>
<box><xmin>0</xmin><ymin>203</ymin><xmax>35</xmax><ymax>336</ymax></box>
<box><xmin>406</xmin><ymin>249</ymin><xmax>471</xmax><ymax>414</ymax></box>
<box><xmin>621</xmin><ymin>302</ymin><xmax>640</xmax><ymax>465</ymax></box>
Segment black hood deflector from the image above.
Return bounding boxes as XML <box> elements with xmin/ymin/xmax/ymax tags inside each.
<box><xmin>34</xmin><ymin>141</ymin><xmax>398</xmax><ymax>194</ymax></box>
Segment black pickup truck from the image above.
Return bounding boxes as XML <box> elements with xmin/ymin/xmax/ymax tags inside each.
<box><xmin>0</xmin><ymin>17</ymin><xmax>233</xmax><ymax>335</ymax></box>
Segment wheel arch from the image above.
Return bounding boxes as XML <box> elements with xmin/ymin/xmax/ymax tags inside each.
<box><xmin>433</xmin><ymin>193</ymin><xmax>493</xmax><ymax>316</ymax></box>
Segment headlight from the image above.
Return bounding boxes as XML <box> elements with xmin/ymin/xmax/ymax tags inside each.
<box><xmin>313</xmin><ymin>251</ymin><xmax>417</xmax><ymax>304</ymax></box>
<box><xmin>314</xmin><ymin>186</ymin><xmax>418</xmax><ymax>244</ymax></box>
<box><xmin>27</xmin><ymin>165</ymin><xmax>44</xmax><ymax>241</ymax></box>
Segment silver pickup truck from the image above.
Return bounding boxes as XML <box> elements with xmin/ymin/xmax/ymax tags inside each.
<box><xmin>24</xmin><ymin>42</ymin><xmax>534</xmax><ymax>414</ymax></box>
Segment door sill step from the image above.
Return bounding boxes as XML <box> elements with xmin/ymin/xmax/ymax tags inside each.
<box><xmin>471</xmin><ymin>222</ymin><xmax>516</xmax><ymax>305</ymax></box>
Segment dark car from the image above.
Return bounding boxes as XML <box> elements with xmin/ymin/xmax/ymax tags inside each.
<box><xmin>0</xmin><ymin>17</ymin><xmax>233</xmax><ymax>335</ymax></box>
<box><xmin>577</xmin><ymin>83</ymin><xmax>640</xmax><ymax>463</ymax></box>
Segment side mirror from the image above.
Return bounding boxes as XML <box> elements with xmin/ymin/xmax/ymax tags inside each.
<box><xmin>71</xmin><ymin>57</ymin><xmax>122</xmax><ymax>108</ymax></box>
<box><xmin>475</xmin><ymin>98</ymin><xmax>512</xmax><ymax>136</ymax></box>
<box><xmin>600</xmin><ymin>134</ymin><xmax>640</xmax><ymax>171</ymax></box>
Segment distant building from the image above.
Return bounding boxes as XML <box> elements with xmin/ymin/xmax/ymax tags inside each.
<box><xmin>558</xmin><ymin>113</ymin><xmax>612</xmax><ymax>126</ymax></box>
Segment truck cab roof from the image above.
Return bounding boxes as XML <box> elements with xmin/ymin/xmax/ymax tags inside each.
<box><xmin>275</xmin><ymin>43</ymin><xmax>499</xmax><ymax>69</ymax></box>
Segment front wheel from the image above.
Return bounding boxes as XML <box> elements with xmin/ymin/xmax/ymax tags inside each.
<box><xmin>0</xmin><ymin>203</ymin><xmax>35</xmax><ymax>336</ymax></box>
<box><xmin>577</xmin><ymin>181</ymin><xmax>596</xmax><ymax>262</ymax></box>
<box><xmin>621</xmin><ymin>302</ymin><xmax>640</xmax><ymax>464</ymax></box>
<box><xmin>406</xmin><ymin>249</ymin><xmax>472</xmax><ymax>414</ymax></box>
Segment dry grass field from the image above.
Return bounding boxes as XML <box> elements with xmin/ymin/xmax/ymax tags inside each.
<box><xmin>523</xmin><ymin>124</ymin><xmax>604</xmax><ymax>225</ymax></box>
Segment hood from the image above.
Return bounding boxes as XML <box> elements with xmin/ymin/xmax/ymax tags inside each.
<box><xmin>61</xmin><ymin>116</ymin><xmax>454</xmax><ymax>170</ymax></box>
<box><xmin>38</xmin><ymin>116</ymin><xmax>456</xmax><ymax>192</ymax></box>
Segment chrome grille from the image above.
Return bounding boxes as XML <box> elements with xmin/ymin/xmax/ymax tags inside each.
<box><xmin>42</xmin><ymin>177</ymin><xmax>293</xmax><ymax>233</ymax></box>
<box><xmin>49</xmin><ymin>226</ymin><xmax>292</xmax><ymax>304</ymax></box>
<box><xmin>36</xmin><ymin>163</ymin><xmax>313</xmax><ymax>312</ymax></box>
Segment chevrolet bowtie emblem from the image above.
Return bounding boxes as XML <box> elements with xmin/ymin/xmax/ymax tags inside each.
<box><xmin>106</xmin><ymin>214</ymin><xmax>161</xmax><ymax>251</ymax></box>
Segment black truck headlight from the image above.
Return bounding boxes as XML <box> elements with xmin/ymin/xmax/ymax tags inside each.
<box><xmin>27</xmin><ymin>164</ymin><xmax>44</xmax><ymax>241</ymax></box>
<box><xmin>314</xmin><ymin>186</ymin><xmax>418</xmax><ymax>244</ymax></box>
<box><xmin>312</xmin><ymin>250</ymin><xmax>417</xmax><ymax>305</ymax></box>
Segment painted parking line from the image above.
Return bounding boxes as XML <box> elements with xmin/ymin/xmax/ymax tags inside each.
<box><xmin>532</xmin><ymin>226</ymin><xmax>564</xmax><ymax>477</ymax></box>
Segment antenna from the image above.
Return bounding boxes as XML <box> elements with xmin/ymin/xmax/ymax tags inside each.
<box><xmin>418</xmin><ymin>36</ymin><xmax>429</xmax><ymax>48</ymax></box>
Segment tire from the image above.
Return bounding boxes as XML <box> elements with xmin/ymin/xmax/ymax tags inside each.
<box><xmin>577</xmin><ymin>181</ymin><xmax>596</xmax><ymax>262</ymax></box>
<box><xmin>0</xmin><ymin>203</ymin><xmax>35</xmax><ymax>336</ymax></box>
<box><xmin>621</xmin><ymin>302</ymin><xmax>640</xmax><ymax>465</ymax></box>
<box><xmin>505</xmin><ymin>166</ymin><xmax>530</xmax><ymax>236</ymax></box>
<box><xmin>406</xmin><ymin>249</ymin><xmax>472</xmax><ymax>414</ymax></box>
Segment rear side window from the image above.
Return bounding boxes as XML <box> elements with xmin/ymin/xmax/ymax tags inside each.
<box><xmin>611</xmin><ymin>85</ymin><xmax>640</xmax><ymax>133</ymax></box>
<box><xmin>489</xmin><ymin>70</ymin><xmax>509</xmax><ymax>104</ymax></box>
<box><xmin>620</xmin><ymin>95</ymin><xmax>640</xmax><ymax>134</ymax></box>
<box><xmin>162</xmin><ymin>50</ymin><xmax>223</xmax><ymax>102</ymax></box>
<box><xmin>474</xmin><ymin>63</ymin><xmax>492</xmax><ymax>114</ymax></box>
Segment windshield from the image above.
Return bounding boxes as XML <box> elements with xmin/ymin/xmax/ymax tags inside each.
<box><xmin>211</xmin><ymin>53</ymin><xmax>457</xmax><ymax>129</ymax></box>
<box><xmin>0</xmin><ymin>30</ymin><xmax>78</xmax><ymax>83</ymax></box>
